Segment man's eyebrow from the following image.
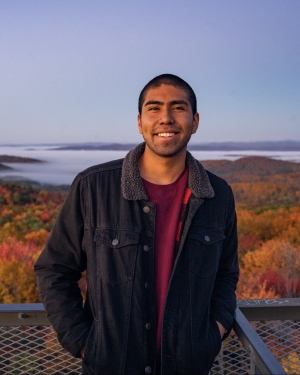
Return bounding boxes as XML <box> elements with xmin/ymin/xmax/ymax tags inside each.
<box><xmin>170</xmin><ymin>100</ymin><xmax>189</xmax><ymax>106</ymax></box>
<box><xmin>144</xmin><ymin>100</ymin><xmax>164</xmax><ymax>107</ymax></box>
<box><xmin>144</xmin><ymin>99</ymin><xmax>189</xmax><ymax>107</ymax></box>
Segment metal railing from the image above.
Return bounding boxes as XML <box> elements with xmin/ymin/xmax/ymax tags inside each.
<box><xmin>1</xmin><ymin>299</ymin><xmax>299</xmax><ymax>374</ymax></box>
<box><xmin>210</xmin><ymin>298</ymin><xmax>300</xmax><ymax>375</ymax></box>
<box><xmin>233</xmin><ymin>308</ymin><xmax>285</xmax><ymax>375</ymax></box>
<box><xmin>235</xmin><ymin>298</ymin><xmax>300</xmax><ymax>375</ymax></box>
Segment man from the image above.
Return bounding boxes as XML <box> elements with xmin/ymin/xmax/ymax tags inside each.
<box><xmin>35</xmin><ymin>74</ymin><xmax>239</xmax><ymax>375</ymax></box>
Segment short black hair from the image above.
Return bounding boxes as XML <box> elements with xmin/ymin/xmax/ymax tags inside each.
<box><xmin>138</xmin><ymin>74</ymin><xmax>197</xmax><ymax>115</ymax></box>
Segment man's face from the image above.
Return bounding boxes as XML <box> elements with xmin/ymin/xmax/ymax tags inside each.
<box><xmin>138</xmin><ymin>84</ymin><xmax>199</xmax><ymax>158</ymax></box>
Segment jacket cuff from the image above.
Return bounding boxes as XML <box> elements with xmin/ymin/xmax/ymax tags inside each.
<box><xmin>62</xmin><ymin>324</ymin><xmax>91</xmax><ymax>358</ymax></box>
<box><xmin>211</xmin><ymin>310</ymin><xmax>234</xmax><ymax>340</ymax></box>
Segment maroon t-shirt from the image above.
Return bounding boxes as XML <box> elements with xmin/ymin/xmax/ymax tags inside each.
<box><xmin>142</xmin><ymin>168</ymin><xmax>189</xmax><ymax>358</ymax></box>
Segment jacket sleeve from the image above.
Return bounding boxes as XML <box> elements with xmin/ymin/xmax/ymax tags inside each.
<box><xmin>34</xmin><ymin>174</ymin><xmax>90</xmax><ymax>357</ymax></box>
<box><xmin>210</xmin><ymin>184</ymin><xmax>239</xmax><ymax>339</ymax></box>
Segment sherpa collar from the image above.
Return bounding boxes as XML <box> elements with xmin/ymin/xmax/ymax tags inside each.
<box><xmin>121</xmin><ymin>142</ymin><xmax>215</xmax><ymax>200</ymax></box>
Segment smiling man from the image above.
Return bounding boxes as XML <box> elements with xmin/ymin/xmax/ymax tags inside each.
<box><xmin>35</xmin><ymin>74</ymin><xmax>239</xmax><ymax>375</ymax></box>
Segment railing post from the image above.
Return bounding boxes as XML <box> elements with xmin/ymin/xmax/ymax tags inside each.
<box><xmin>234</xmin><ymin>307</ymin><xmax>287</xmax><ymax>374</ymax></box>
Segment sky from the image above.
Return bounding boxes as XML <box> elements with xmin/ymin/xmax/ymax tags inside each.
<box><xmin>1</xmin><ymin>0</ymin><xmax>299</xmax><ymax>145</ymax></box>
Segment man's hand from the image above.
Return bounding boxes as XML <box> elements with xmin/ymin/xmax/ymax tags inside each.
<box><xmin>80</xmin><ymin>347</ymin><xmax>85</xmax><ymax>358</ymax></box>
<box><xmin>216</xmin><ymin>321</ymin><xmax>227</xmax><ymax>339</ymax></box>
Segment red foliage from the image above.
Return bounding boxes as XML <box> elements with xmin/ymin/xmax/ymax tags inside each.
<box><xmin>238</xmin><ymin>235</ymin><xmax>261</xmax><ymax>254</ymax></box>
<box><xmin>260</xmin><ymin>270</ymin><xmax>300</xmax><ymax>298</ymax></box>
<box><xmin>40</xmin><ymin>211</ymin><xmax>51</xmax><ymax>222</ymax></box>
<box><xmin>0</xmin><ymin>238</ymin><xmax>41</xmax><ymax>268</ymax></box>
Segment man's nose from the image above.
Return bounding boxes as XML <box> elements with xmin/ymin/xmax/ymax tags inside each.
<box><xmin>159</xmin><ymin>108</ymin><xmax>174</xmax><ymax>124</ymax></box>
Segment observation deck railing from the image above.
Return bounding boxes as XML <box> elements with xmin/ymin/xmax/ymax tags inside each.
<box><xmin>0</xmin><ymin>298</ymin><xmax>299</xmax><ymax>374</ymax></box>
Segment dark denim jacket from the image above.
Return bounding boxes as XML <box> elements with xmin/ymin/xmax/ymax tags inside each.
<box><xmin>34</xmin><ymin>143</ymin><xmax>239</xmax><ymax>375</ymax></box>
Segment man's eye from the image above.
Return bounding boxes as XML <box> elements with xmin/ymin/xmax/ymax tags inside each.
<box><xmin>149</xmin><ymin>107</ymin><xmax>159</xmax><ymax>111</ymax></box>
<box><xmin>174</xmin><ymin>106</ymin><xmax>185</xmax><ymax>110</ymax></box>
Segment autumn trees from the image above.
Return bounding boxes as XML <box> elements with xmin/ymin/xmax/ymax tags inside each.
<box><xmin>0</xmin><ymin>183</ymin><xmax>66</xmax><ymax>303</ymax></box>
<box><xmin>202</xmin><ymin>156</ymin><xmax>300</xmax><ymax>299</ymax></box>
<box><xmin>0</xmin><ymin>156</ymin><xmax>300</xmax><ymax>302</ymax></box>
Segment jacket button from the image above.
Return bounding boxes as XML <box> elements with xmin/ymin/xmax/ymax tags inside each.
<box><xmin>143</xmin><ymin>206</ymin><xmax>150</xmax><ymax>213</ymax></box>
<box><xmin>145</xmin><ymin>282</ymin><xmax>149</xmax><ymax>289</ymax></box>
<box><xmin>145</xmin><ymin>323</ymin><xmax>151</xmax><ymax>330</ymax></box>
<box><xmin>145</xmin><ymin>366</ymin><xmax>152</xmax><ymax>374</ymax></box>
<box><xmin>112</xmin><ymin>238</ymin><xmax>119</xmax><ymax>246</ymax></box>
<box><xmin>143</xmin><ymin>245</ymin><xmax>149</xmax><ymax>252</ymax></box>
<box><xmin>204</xmin><ymin>235</ymin><xmax>210</xmax><ymax>242</ymax></box>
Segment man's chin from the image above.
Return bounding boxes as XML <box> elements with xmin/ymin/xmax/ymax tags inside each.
<box><xmin>145</xmin><ymin>143</ymin><xmax>187</xmax><ymax>158</ymax></box>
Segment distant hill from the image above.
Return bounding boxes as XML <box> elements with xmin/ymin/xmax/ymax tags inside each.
<box><xmin>189</xmin><ymin>140</ymin><xmax>300</xmax><ymax>151</ymax></box>
<box><xmin>0</xmin><ymin>177</ymin><xmax>70</xmax><ymax>191</ymax></box>
<box><xmin>1</xmin><ymin>155</ymin><xmax>300</xmax><ymax>207</ymax></box>
<box><xmin>202</xmin><ymin>156</ymin><xmax>300</xmax><ymax>178</ymax></box>
<box><xmin>52</xmin><ymin>143</ymin><xmax>138</xmax><ymax>151</ymax></box>
<box><xmin>202</xmin><ymin>156</ymin><xmax>300</xmax><ymax>209</ymax></box>
<box><xmin>0</xmin><ymin>155</ymin><xmax>43</xmax><ymax>163</ymax></box>
<box><xmin>0</xmin><ymin>163</ymin><xmax>13</xmax><ymax>171</ymax></box>
<box><xmin>50</xmin><ymin>140</ymin><xmax>300</xmax><ymax>151</ymax></box>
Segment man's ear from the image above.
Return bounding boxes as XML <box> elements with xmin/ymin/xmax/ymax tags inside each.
<box><xmin>137</xmin><ymin>114</ymin><xmax>143</xmax><ymax>134</ymax></box>
<box><xmin>192</xmin><ymin>112</ymin><xmax>200</xmax><ymax>134</ymax></box>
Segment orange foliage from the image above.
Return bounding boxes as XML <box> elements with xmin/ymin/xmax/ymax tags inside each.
<box><xmin>237</xmin><ymin>206</ymin><xmax>300</xmax><ymax>246</ymax></box>
<box><xmin>232</xmin><ymin>181</ymin><xmax>300</xmax><ymax>209</ymax></box>
<box><xmin>0</xmin><ymin>182</ymin><xmax>66</xmax><ymax>303</ymax></box>
<box><xmin>238</xmin><ymin>239</ymin><xmax>300</xmax><ymax>299</ymax></box>
<box><xmin>242</xmin><ymin>239</ymin><xmax>300</xmax><ymax>278</ymax></box>
<box><xmin>0</xmin><ymin>183</ymin><xmax>65</xmax><ymax>242</ymax></box>
<box><xmin>0</xmin><ymin>259</ymin><xmax>39</xmax><ymax>303</ymax></box>
<box><xmin>1</xmin><ymin>159</ymin><xmax>300</xmax><ymax>302</ymax></box>
<box><xmin>236</xmin><ymin>272</ymin><xmax>279</xmax><ymax>299</ymax></box>
<box><xmin>25</xmin><ymin>229</ymin><xmax>50</xmax><ymax>247</ymax></box>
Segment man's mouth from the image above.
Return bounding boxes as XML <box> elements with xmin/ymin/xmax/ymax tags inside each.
<box><xmin>156</xmin><ymin>132</ymin><xmax>176</xmax><ymax>137</ymax></box>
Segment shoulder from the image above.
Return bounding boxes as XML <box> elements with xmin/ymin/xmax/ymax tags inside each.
<box><xmin>203</xmin><ymin>169</ymin><xmax>236</xmax><ymax>222</ymax></box>
<box><xmin>205</xmin><ymin>169</ymin><xmax>229</xmax><ymax>188</ymax></box>
<box><xmin>78</xmin><ymin>158</ymin><xmax>124</xmax><ymax>180</ymax></box>
<box><xmin>67</xmin><ymin>158</ymin><xmax>124</xmax><ymax>192</ymax></box>
<box><xmin>205</xmin><ymin>169</ymin><xmax>234</xmax><ymax>199</ymax></box>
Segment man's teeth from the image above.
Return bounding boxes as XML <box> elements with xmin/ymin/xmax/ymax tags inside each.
<box><xmin>157</xmin><ymin>133</ymin><xmax>175</xmax><ymax>137</ymax></box>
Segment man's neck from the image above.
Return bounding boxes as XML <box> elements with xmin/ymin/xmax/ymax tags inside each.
<box><xmin>138</xmin><ymin>146</ymin><xmax>187</xmax><ymax>185</ymax></box>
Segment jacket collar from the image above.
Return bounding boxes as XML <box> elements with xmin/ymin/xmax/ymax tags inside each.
<box><xmin>121</xmin><ymin>142</ymin><xmax>215</xmax><ymax>200</ymax></box>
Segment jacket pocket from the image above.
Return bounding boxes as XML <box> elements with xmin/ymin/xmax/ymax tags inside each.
<box><xmin>187</xmin><ymin>226</ymin><xmax>225</xmax><ymax>278</ymax></box>
<box><xmin>94</xmin><ymin>229</ymin><xmax>139</xmax><ymax>285</ymax></box>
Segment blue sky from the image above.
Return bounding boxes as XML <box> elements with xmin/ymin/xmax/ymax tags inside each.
<box><xmin>1</xmin><ymin>0</ymin><xmax>299</xmax><ymax>144</ymax></box>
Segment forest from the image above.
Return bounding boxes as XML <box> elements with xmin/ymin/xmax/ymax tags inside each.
<box><xmin>0</xmin><ymin>156</ymin><xmax>300</xmax><ymax>303</ymax></box>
